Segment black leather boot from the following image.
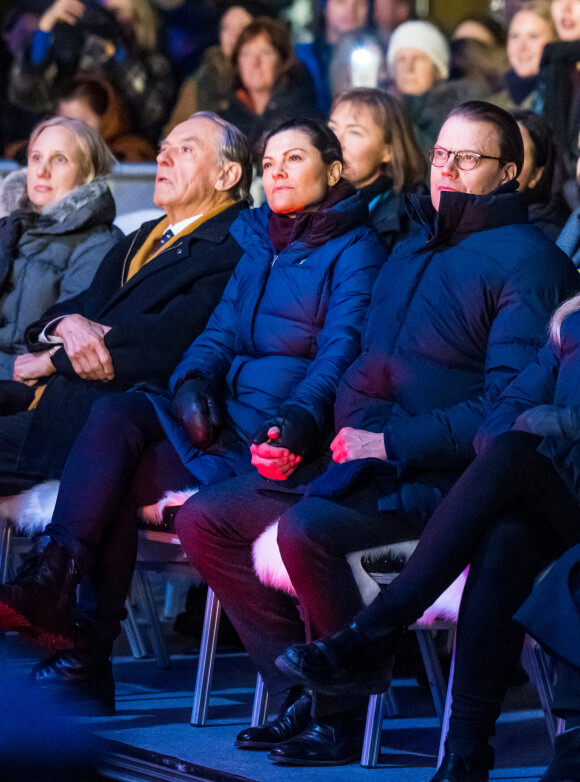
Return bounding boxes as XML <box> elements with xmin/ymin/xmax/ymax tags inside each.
<box><xmin>275</xmin><ymin>621</ymin><xmax>404</xmax><ymax>696</ymax></box>
<box><xmin>235</xmin><ymin>686</ymin><xmax>313</xmax><ymax>749</ymax></box>
<box><xmin>430</xmin><ymin>752</ymin><xmax>490</xmax><ymax>782</ymax></box>
<box><xmin>0</xmin><ymin>540</ymin><xmax>80</xmax><ymax>649</ymax></box>
<box><xmin>32</xmin><ymin>618</ymin><xmax>116</xmax><ymax>716</ymax></box>
<box><xmin>267</xmin><ymin>709</ymin><xmax>365</xmax><ymax>766</ymax></box>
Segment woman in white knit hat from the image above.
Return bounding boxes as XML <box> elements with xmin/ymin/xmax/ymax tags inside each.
<box><xmin>386</xmin><ymin>20</ymin><xmax>487</xmax><ymax>151</ymax></box>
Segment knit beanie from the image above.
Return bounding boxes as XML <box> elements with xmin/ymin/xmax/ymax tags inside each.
<box><xmin>387</xmin><ymin>21</ymin><xmax>450</xmax><ymax>80</ymax></box>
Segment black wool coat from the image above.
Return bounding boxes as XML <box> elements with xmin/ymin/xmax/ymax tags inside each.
<box><xmin>19</xmin><ymin>201</ymin><xmax>246</xmax><ymax>478</ymax></box>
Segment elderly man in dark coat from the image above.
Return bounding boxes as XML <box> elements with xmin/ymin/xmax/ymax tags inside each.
<box><xmin>172</xmin><ymin>101</ymin><xmax>580</xmax><ymax>775</ymax></box>
<box><xmin>0</xmin><ymin>111</ymin><xmax>251</xmax><ymax>495</ymax></box>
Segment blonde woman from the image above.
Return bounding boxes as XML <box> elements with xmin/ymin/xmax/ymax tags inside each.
<box><xmin>0</xmin><ymin>116</ymin><xmax>120</xmax><ymax>379</ymax></box>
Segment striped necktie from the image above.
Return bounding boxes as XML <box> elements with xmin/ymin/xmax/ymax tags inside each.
<box><xmin>159</xmin><ymin>228</ymin><xmax>174</xmax><ymax>247</ymax></box>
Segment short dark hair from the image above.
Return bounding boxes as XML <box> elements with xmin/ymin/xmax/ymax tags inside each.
<box><xmin>446</xmin><ymin>100</ymin><xmax>524</xmax><ymax>177</ymax></box>
<box><xmin>260</xmin><ymin>117</ymin><xmax>343</xmax><ymax>165</ymax></box>
<box><xmin>511</xmin><ymin>108</ymin><xmax>562</xmax><ymax>203</ymax></box>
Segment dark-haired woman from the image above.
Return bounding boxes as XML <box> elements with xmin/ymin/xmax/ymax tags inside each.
<box><xmin>220</xmin><ymin>17</ymin><xmax>319</xmax><ymax>149</ymax></box>
<box><xmin>0</xmin><ymin>118</ymin><xmax>385</xmax><ymax>714</ymax></box>
<box><xmin>329</xmin><ymin>88</ymin><xmax>427</xmax><ymax>250</ymax></box>
<box><xmin>512</xmin><ymin>108</ymin><xmax>570</xmax><ymax>240</ymax></box>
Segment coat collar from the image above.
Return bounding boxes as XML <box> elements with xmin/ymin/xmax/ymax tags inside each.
<box><xmin>135</xmin><ymin>200</ymin><xmax>248</xmax><ymax>249</ymax></box>
<box><xmin>405</xmin><ymin>180</ymin><xmax>528</xmax><ymax>251</ymax></box>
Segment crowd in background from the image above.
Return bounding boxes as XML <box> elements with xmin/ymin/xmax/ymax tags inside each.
<box><xmin>0</xmin><ymin>1</ymin><xmax>577</xmax><ymax>180</ymax></box>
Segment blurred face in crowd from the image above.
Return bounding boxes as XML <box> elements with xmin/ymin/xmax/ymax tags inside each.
<box><xmin>452</xmin><ymin>20</ymin><xmax>497</xmax><ymax>46</ymax></box>
<box><xmin>325</xmin><ymin>0</ymin><xmax>369</xmax><ymax>44</ymax></box>
<box><xmin>238</xmin><ymin>32</ymin><xmax>281</xmax><ymax>96</ymax></box>
<box><xmin>507</xmin><ymin>10</ymin><xmax>556</xmax><ymax>77</ymax></box>
<box><xmin>329</xmin><ymin>101</ymin><xmax>392</xmax><ymax>188</ymax></box>
<box><xmin>373</xmin><ymin>0</ymin><xmax>411</xmax><ymax>31</ymax></box>
<box><xmin>220</xmin><ymin>6</ymin><xmax>252</xmax><ymax>58</ymax></box>
<box><xmin>262</xmin><ymin>129</ymin><xmax>342</xmax><ymax>214</ymax></box>
<box><xmin>27</xmin><ymin>126</ymin><xmax>83</xmax><ymax>208</ymax></box>
<box><xmin>551</xmin><ymin>0</ymin><xmax>580</xmax><ymax>41</ymax></box>
<box><xmin>393</xmin><ymin>48</ymin><xmax>440</xmax><ymax>95</ymax></box>
<box><xmin>57</xmin><ymin>99</ymin><xmax>101</xmax><ymax>131</ymax></box>
<box><xmin>154</xmin><ymin>117</ymin><xmax>226</xmax><ymax>223</ymax></box>
<box><xmin>516</xmin><ymin>122</ymin><xmax>544</xmax><ymax>190</ymax></box>
<box><xmin>429</xmin><ymin>116</ymin><xmax>516</xmax><ymax>211</ymax></box>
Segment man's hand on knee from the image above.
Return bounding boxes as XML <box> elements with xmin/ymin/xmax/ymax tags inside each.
<box><xmin>330</xmin><ymin>427</ymin><xmax>387</xmax><ymax>463</ymax></box>
<box><xmin>54</xmin><ymin>314</ymin><xmax>114</xmax><ymax>381</ymax></box>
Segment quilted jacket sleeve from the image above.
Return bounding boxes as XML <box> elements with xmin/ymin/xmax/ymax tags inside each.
<box><xmin>382</xmin><ymin>254</ymin><xmax>579</xmax><ymax>473</ymax></box>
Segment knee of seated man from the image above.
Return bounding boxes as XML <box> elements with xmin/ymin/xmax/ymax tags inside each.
<box><xmin>277</xmin><ymin>500</ymin><xmax>336</xmax><ymax>562</ymax></box>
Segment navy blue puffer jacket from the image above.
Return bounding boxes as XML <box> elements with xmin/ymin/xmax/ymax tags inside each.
<box><xmin>156</xmin><ymin>191</ymin><xmax>385</xmax><ymax>486</ymax></box>
<box><xmin>333</xmin><ymin>183</ymin><xmax>580</xmax><ymax>522</ymax></box>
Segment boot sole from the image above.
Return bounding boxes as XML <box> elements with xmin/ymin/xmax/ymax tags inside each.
<box><xmin>235</xmin><ymin>740</ymin><xmax>277</xmax><ymax>750</ymax></box>
<box><xmin>0</xmin><ymin>602</ymin><xmax>74</xmax><ymax>650</ymax></box>
<box><xmin>275</xmin><ymin>654</ymin><xmax>390</xmax><ymax>697</ymax></box>
<box><xmin>267</xmin><ymin>750</ymin><xmax>360</xmax><ymax>766</ymax></box>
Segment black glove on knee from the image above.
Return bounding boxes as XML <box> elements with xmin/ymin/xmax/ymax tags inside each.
<box><xmin>172</xmin><ymin>374</ymin><xmax>223</xmax><ymax>448</ymax></box>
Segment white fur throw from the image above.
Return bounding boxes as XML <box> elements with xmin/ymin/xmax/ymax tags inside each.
<box><xmin>0</xmin><ymin>481</ymin><xmax>60</xmax><ymax>536</ymax></box>
<box><xmin>253</xmin><ymin>521</ymin><xmax>466</xmax><ymax>626</ymax></box>
<box><xmin>0</xmin><ymin>483</ymin><xmax>200</xmax><ymax>535</ymax></box>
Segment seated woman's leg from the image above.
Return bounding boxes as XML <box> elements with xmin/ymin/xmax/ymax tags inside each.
<box><xmin>446</xmin><ymin>510</ymin><xmax>564</xmax><ymax>771</ymax></box>
<box><xmin>356</xmin><ymin>430</ymin><xmax>580</xmax><ymax>638</ymax></box>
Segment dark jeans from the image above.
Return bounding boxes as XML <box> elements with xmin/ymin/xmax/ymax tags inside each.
<box><xmin>46</xmin><ymin>393</ymin><xmax>194</xmax><ymax>641</ymax></box>
<box><xmin>175</xmin><ymin>469</ymin><xmax>421</xmax><ymax>716</ymax></box>
<box><xmin>352</xmin><ymin>431</ymin><xmax>580</xmax><ymax>763</ymax></box>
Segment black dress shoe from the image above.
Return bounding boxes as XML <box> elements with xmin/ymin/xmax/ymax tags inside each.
<box><xmin>430</xmin><ymin>752</ymin><xmax>489</xmax><ymax>782</ymax></box>
<box><xmin>275</xmin><ymin>621</ymin><xmax>403</xmax><ymax>696</ymax></box>
<box><xmin>539</xmin><ymin>727</ymin><xmax>580</xmax><ymax>781</ymax></box>
<box><xmin>32</xmin><ymin>642</ymin><xmax>115</xmax><ymax>716</ymax></box>
<box><xmin>267</xmin><ymin>717</ymin><xmax>363</xmax><ymax>766</ymax></box>
<box><xmin>235</xmin><ymin>686</ymin><xmax>312</xmax><ymax>749</ymax></box>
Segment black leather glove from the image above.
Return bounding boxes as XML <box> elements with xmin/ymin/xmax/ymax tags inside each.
<box><xmin>252</xmin><ymin>404</ymin><xmax>319</xmax><ymax>459</ymax></box>
<box><xmin>513</xmin><ymin>405</ymin><xmax>580</xmax><ymax>439</ymax></box>
<box><xmin>172</xmin><ymin>374</ymin><xmax>223</xmax><ymax>448</ymax></box>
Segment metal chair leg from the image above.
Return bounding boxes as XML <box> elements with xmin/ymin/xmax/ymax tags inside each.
<box><xmin>132</xmin><ymin>570</ymin><xmax>171</xmax><ymax>669</ymax></box>
<box><xmin>438</xmin><ymin>632</ymin><xmax>456</xmax><ymax>767</ymax></box>
<box><xmin>123</xmin><ymin>598</ymin><xmax>149</xmax><ymax>659</ymax></box>
<box><xmin>191</xmin><ymin>587</ymin><xmax>221</xmax><ymax>726</ymax></box>
<box><xmin>251</xmin><ymin>674</ymin><xmax>269</xmax><ymax>727</ymax></box>
<box><xmin>415</xmin><ymin>628</ymin><xmax>447</xmax><ymax>724</ymax></box>
<box><xmin>0</xmin><ymin>521</ymin><xmax>13</xmax><ymax>584</ymax></box>
<box><xmin>361</xmin><ymin>691</ymin><xmax>386</xmax><ymax>768</ymax></box>
<box><xmin>523</xmin><ymin>639</ymin><xmax>559</xmax><ymax>747</ymax></box>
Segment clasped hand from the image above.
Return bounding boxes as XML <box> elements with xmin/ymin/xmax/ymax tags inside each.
<box><xmin>54</xmin><ymin>314</ymin><xmax>114</xmax><ymax>381</ymax></box>
<box><xmin>13</xmin><ymin>351</ymin><xmax>56</xmax><ymax>386</ymax></box>
<box><xmin>250</xmin><ymin>426</ymin><xmax>302</xmax><ymax>480</ymax></box>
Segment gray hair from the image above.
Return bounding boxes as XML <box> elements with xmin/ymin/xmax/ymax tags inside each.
<box><xmin>192</xmin><ymin>111</ymin><xmax>253</xmax><ymax>202</ymax></box>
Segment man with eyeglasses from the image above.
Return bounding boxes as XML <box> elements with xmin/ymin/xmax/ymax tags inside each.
<box><xmin>175</xmin><ymin>101</ymin><xmax>580</xmax><ymax>778</ymax></box>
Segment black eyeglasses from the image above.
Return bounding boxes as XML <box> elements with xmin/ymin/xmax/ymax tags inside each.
<box><xmin>428</xmin><ymin>146</ymin><xmax>505</xmax><ymax>171</ymax></box>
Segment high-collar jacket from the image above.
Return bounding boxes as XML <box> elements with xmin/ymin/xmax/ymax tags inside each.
<box><xmin>333</xmin><ymin>184</ymin><xmax>580</xmax><ymax>522</ymax></box>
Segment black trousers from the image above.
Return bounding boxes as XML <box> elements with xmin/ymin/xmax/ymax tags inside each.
<box><xmin>176</xmin><ymin>431</ymin><xmax>580</xmax><ymax>751</ymax></box>
<box><xmin>0</xmin><ymin>410</ymin><xmax>47</xmax><ymax>495</ymax></box>
<box><xmin>46</xmin><ymin>393</ymin><xmax>194</xmax><ymax>641</ymax></box>
<box><xmin>353</xmin><ymin>431</ymin><xmax>580</xmax><ymax>763</ymax></box>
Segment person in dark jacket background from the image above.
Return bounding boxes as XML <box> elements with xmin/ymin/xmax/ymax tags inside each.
<box><xmin>221</xmin><ymin>17</ymin><xmax>318</xmax><ymax>150</ymax></box>
<box><xmin>511</xmin><ymin>108</ymin><xmax>570</xmax><ymax>241</ymax></box>
<box><xmin>0</xmin><ymin>118</ymin><xmax>384</xmax><ymax>714</ymax></box>
<box><xmin>0</xmin><ymin>116</ymin><xmax>121</xmax><ymax>380</ymax></box>
<box><xmin>328</xmin><ymin>87</ymin><xmax>427</xmax><ymax>250</ymax></box>
<box><xmin>172</xmin><ymin>101</ymin><xmax>580</xmax><ymax>770</ymax></box>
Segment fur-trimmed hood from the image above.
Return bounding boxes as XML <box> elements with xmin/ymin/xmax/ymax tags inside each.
<box><xmin>0</xmin><ymin>168</ymin><xmax>116</xmax><ymax>230</ymax></box>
